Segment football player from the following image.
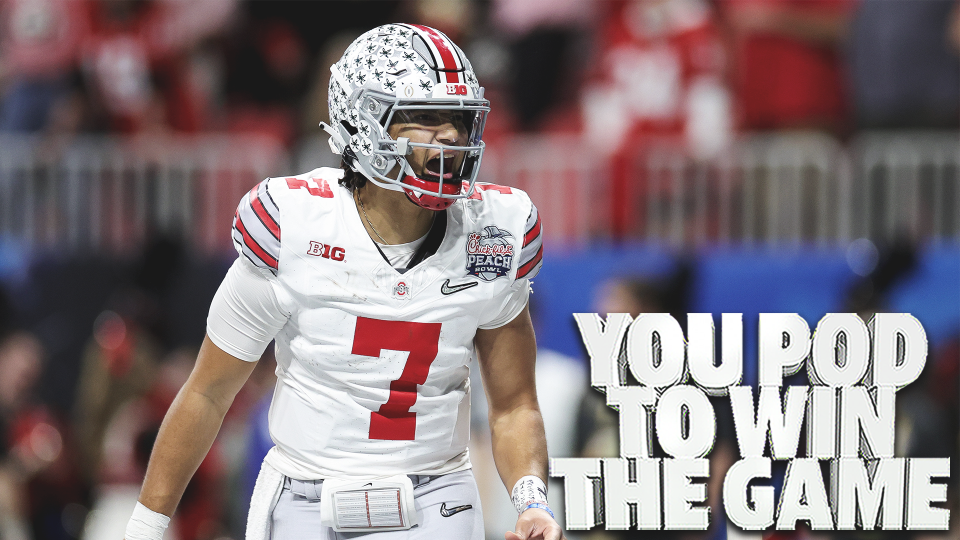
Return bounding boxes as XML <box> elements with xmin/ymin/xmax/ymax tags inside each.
<box><xmin>124</xmin><ymin>24</ymin><xmax>562</xmax><ymax>540</ymax></box>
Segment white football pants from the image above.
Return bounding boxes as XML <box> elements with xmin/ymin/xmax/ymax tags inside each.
<box><xmin>269</xmin><ymin>470</ymin><xmax>484</xmax><ymax>540</ymax></box>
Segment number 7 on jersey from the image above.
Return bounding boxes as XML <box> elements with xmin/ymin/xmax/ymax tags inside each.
<box><xmin>352</xmin><ymin>317</ymin><xmax>442</xmax><ymax>440</ymax></box>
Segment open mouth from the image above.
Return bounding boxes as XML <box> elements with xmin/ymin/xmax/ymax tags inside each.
<box><xmin>424</xmin><ymin>155</ymin><xmax>456</xmax><ymax>180</ymax></box>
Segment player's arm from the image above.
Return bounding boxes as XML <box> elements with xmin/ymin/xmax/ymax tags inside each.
<box><xmin>137</xmin><ymin>336</ymin><xmax>255</xmax><ymax>516</ymax></box>
<box><xmin>475</xmin><ymin>305</ymin><xmax>564</xmax><ymax>540</ymax></box>
<box><xmin>127</xmin><ymin>253</ymin><xmax>288</xmax><ymax>538</ymax></box>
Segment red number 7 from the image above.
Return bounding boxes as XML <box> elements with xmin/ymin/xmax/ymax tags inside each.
<box><xmin>352</xmin><ymin>317</ymin><xmax>442</xmax><ymax>440</ymax></box>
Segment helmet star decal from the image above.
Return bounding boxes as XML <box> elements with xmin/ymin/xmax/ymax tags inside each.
<box><xmin>419</xmin><ymin>79</ymin><xmax>433</xmax><ymax>91</ymax></box>
<box><xmin>402</xmin><ymin>51</ymin><xmax>416</xmax><ymax>61</ymax></box>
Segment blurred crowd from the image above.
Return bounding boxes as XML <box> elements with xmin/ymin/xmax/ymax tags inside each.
<box><xmin>0</xmin><ymin>236</ymin><xmax>280</xmax><ymax>539</ymax></box>
<box><xmin>0</xmin><ymin>0</ymin><xmax>957</xmax><ymax>539</ymax></box>
<box><xmin>1</xmin><ymin>0</ymin><xmax>958</xmax><ymax>146</ymax></box>
<box><xmin>541</xmin><ymin>241</ymin><xmax>959</xmax><ymax>540</ymax></box>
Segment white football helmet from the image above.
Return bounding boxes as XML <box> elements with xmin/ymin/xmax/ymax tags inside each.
<box><xmin>321</xmin><ymin>24</ymin><xmax>489</xmax><ymax>211</ymax></box>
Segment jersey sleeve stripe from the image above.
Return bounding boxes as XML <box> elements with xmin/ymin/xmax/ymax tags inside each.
<box><xmin>235</xmin><ymin>241</ymin><xmax>267</xmax><ymax>271</ymax></box>
<box><xmin>235</xmin><ymin>213</ymin><xmax>279</xmax><ymax>270</ymax></box>
<box><xmin>523</xmin><ymin>215</ymin><xmax>541</xmax><ymax>247</ymax></box>
<box><xmin>518</xmin><ymin>234</ymin><xmax>542</xmax><ymax>267</ymax></box>
<box><xmin>231</xmin><ymin>219</ymin><xmax>269</xmax><ymax>272</ymax></box>
<box><xmin>517</xmin><ymin>244</ymin><xmax>543</xmax><ymax>279</ymax></box>
<box><xmin>516</xmin><ymin>201</ymin><xmax>542</xmax><ymax>279</ymax></box>
<box><xmin>263</xmin><ymin>183</ymin><xmax>281</xmax><ymax>215</ymax></box>
<box><xmin>522</xmin><ymin>204</ymin><xmax>539</xmax><ymax>242</ymax></box>
<box><xmin>231</xmin><ymin>216</ymin><xmax>254</xmax><ymax>264</ymax></box>
<box><xmin>255</xmin><ymin>182</ymin><xmax>281</xmax><ymax>216</ymax></box>
<box><xmin>250</xmin><ymin>186</ymin><xmax>280</xmax><ymax>241</ymax></box>
<box><xmin>235</xmin><ymin>183</ymin><xmax>281</xmax><ymax>263</ymax></box>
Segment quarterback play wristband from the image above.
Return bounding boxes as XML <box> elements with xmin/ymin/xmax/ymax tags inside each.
<box><xmin>512</xmin><ymin>475</ymin><xmax>548</xmax><ymax>513</ymax></box>
<box><xmin>521</xmin><ymin>502</ymin><xmax>555</xmax><ymax>519</ymax></box>
<box><xmin>124</xmin><ymin>502</ymin><xmax>170</xmax><ymax>540</ymax></box>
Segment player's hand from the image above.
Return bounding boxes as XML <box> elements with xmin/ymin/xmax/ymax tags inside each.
<box><xmin>506</xmin><ymin>508</ymin><xmax>565</xmax><ymax>540</ymax></box>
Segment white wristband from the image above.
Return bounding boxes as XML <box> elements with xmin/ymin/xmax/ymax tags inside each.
<box><xmin>125</xmin><ymin>502</ymin><xmax>170</xmax><ymax>540</ymax></box>
<box><xmin>511</xmin><ymin>475</ymin><xmax>548</xmax><ymax>514</ymax></box>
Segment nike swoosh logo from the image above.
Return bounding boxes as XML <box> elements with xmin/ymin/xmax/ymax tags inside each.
<box><xmin>441</xmin><ymin>279</ymin><xmax>478</xmax><ymax>295</ymax></box>
<box><xmin>440</xmin><ymin>502</ymin><xmax>473</xmax><ymax>517</ymax></box>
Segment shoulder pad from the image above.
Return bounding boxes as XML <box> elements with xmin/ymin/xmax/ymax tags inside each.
<box><xmin>233</xmin><ymin>179</ymin><xmax>282</xmax><ymax>273</ymax></box>
<box><xmin>462</xmin><ymin>183</ymin><xmax>542</xmax><ymax>281</ymax></box>
<box><xmin>516</xmin><ymin>201</ymin><xmax>542</xmax><ymax>280</ymax></box>
<box><xmin>465</xmin><ymin>182</ymin><xmax>515</xmax><ymax>200</ymax></box>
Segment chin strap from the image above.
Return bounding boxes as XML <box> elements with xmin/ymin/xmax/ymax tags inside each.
<box><xmin>367</xmin><ymin>175</ymin><xmax>405</xmax><ymax>192</ymax></box>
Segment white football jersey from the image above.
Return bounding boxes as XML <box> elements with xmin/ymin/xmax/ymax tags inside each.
<box><xmin>229</xmin><ymin>167</ymin><xmax>542</xmax><ymax>480</ymax></box>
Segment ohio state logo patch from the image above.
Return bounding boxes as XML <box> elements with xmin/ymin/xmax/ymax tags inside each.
<box><xmin>393</xmin><ymin>281</ymin><xmax>410</xmax><ymax>300</ymax></box>
<box><xmin>466</xmin><ymin>226</ymin><xmax>515</xmax><ymax>281</ymax></box>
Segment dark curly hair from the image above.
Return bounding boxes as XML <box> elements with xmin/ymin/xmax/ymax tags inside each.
<box><xmin>338</xmin><ymin>158</ymin><xmax>366</xmax><ymax>190</ymax></box>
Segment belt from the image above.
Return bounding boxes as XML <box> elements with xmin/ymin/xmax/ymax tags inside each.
<box><xmin>286</xmin><ymin>474</ymin><xmax>439</xmax><ymax>501</ymax></box>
